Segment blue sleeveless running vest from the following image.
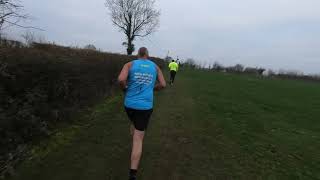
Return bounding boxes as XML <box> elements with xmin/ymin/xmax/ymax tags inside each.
<box><xmin>125</xmin><ymin>59</ymin><xmax>157</xmax><ymax>110</ymax></box>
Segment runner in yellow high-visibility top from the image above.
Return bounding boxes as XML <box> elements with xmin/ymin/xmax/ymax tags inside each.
<box><xmin>168</xmin><ymin>60</ymin><xmax>179</xmax><ymax>85</ymax></box>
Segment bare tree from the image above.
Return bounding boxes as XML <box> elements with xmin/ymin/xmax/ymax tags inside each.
<box><xmin>164</xmin><ymin>55</ymin><xmax>173</xmax><ymax>62</ymax></box>
<box><xmin>21</xmin><ymin>30</ymin><xmax>35</xmax><ymax>46</ymax></box>
<box><xmin>105</xmin><ymin>0</ymin><xmax>160</xmax><ymax>55</ymax></box>
<box><xmin>0</xmin><ymin>0</ymin><xmax>28</xmax><ymax>35</ymax></box>
<box><xmin>84</xmin><ymin>44</ymin><xmax>97</xmax><ymax>50</ymax></box>
<box><xmin>0</xmin><ymin>0</ymin><xmax>43</xmax><ymax>40</ymax></box>
<box><xmin>185</xmin><ymin>58</ymin><xmax>196</xmax><ymax>68</ymax></box>
<box><xmin>212</xmin><ymin>62</ymin><xmax>224</xmax><ymax>71</ymax></box>
<box><xmin>233</xmin><ymin>64</ymin><xmax>244</xmax><ymax>72</ymax></box>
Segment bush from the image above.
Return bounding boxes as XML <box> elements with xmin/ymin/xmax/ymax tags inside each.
<box><xmin>276</xmin><ymin>69</ymin><xmax>320</xmax><ymax>82</ymax></box>
<box><xmin>225</xmin><ymin>64</ymin><xmax>245</xmax><ymax>73</ymax></box>
<box><xmin>211</xmin><ymin>62</ymin><xmax>225</xmax><ymax>72</ymax></box>
<box><xmin>243</xmin><ymin>67</ymin><xmax>265</xmax><ymax>75</ymax></box>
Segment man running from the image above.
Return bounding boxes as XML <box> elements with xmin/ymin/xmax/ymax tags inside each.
<box><xmin>168</xmin><ymin>60</ymin><xmax>179</xmax><ymax>85</ymax></box>
<box><xmin>118</xmin><ymin>47</ymin><xmax>166</xmax><ymax>180</ymax></box>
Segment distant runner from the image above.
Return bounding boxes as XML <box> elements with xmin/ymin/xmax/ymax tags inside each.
<box><xmin>118</xmin><ymin>47</ymin><xmax>166</xmax><ymax>180</ymax></box>
<box><xmin>168</xmin><ymin>60</ymin><xmax>179</xmax><ymax>85</ymax></box>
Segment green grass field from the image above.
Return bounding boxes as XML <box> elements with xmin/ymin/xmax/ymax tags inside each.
<box><xmin>9</xmin><ymin>69</ymin><xmax>320</xmax><ymax>180</ymax></box>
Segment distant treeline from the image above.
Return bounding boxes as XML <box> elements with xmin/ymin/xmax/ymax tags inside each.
<box><xmin>179</xmin><ymin>58</ymin><xmax>320</xmax><ymax>82</ymax></box>
<box><xmin>0</xmin><ymin>41</ymin><xmax>164</xmax><ymax>176</ymax></box>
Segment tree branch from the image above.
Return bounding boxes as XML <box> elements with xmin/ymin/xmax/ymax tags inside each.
<box><xmin>0</xmin><ymin>0</ymin><xmax>42</xmax><ymax>32</ymax></box>
<box><xmin>3</xmin><ymin>19</ymin><xmax>44</xmax><ymax>31</ymax></box>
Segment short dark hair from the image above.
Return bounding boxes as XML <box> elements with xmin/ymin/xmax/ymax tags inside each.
<box><xmin>138</xmin><ymin>47</ymin><xmax>149</xmax><ymax>58</ymax></box>
<box><xmin>172</xmin><ymin>60</ymin><xmax>175</xmax><ymax>62</ymax></box>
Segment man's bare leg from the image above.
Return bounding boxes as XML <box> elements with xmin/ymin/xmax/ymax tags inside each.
<box><xmin>130</xmin><ymin>129</ymin><xmax>145</xmax><ymax>170</ymax></box>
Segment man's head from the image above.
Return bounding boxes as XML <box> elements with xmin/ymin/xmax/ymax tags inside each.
<box><xmin>172</xmin><ymin>60</ymin><xmax>175</xmax><ymax>62</ymax></box>
<box><xmin>138</xmin><ymin>47</ymin><xmax>149</xmax><ymax>59</ymax></box>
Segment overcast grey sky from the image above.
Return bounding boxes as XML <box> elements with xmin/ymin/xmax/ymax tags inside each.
<box><xmin>9</xmin><ymin>0</ymin><xmax>320</xmax><ymax>74</ymax></box>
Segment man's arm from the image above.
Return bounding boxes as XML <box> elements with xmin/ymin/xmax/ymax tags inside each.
<box><xmin>154</xmin><ymin>66</ymin><xmax>166</xmax><ymax>91</ymax></box>
<box><xmin>118</xmin><ymin>62</ymin><xmax>131</xmax><ymax>91</ymax></box>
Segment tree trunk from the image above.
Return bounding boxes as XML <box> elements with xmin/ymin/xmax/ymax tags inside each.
<box><xmin>127</xmin><ymin>39</ymin><xmax>133</xmax><ymax>55</ymax></box>
<box><xmin>126</xmin><ymin>35</ymin><xmax>135</xmax><ymax>55</ymax></box>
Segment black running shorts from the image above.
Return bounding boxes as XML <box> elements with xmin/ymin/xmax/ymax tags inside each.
<box><xmin>125</xmin><ymin>107</ymin><xmax>153</xmax><ymax>131</ymax></box>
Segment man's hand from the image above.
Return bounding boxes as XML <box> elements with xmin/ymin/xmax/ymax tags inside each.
<box><xmin>122</xmin><ymin>85</ymin><xmax>128</xmax><ymax>92</ymax></box>
<box><xmin>154</xmin><ymin>66</ymin><xmax>166</xmax><ymax>91</ymax></box>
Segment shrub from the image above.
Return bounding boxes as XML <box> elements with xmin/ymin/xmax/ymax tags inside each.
<box><xmin>243</xmin><ymin>67</ymin><xmax>265</xmax><ymax>75</ymax></box>
<box><xmin>225</xmin><ymin>64</ymin><xmax>245</xmax><ymax>73</ymax></box>
<box><xmin>211</xmin><ymin>62</ymin><xmax>225</xmax><ymax>72</ymax></box>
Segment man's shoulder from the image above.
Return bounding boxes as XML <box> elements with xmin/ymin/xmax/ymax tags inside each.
<box><xmin>125</xmin><ymin>61</ymin><xmax>133</xmax><ymax>67</ymax></box>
